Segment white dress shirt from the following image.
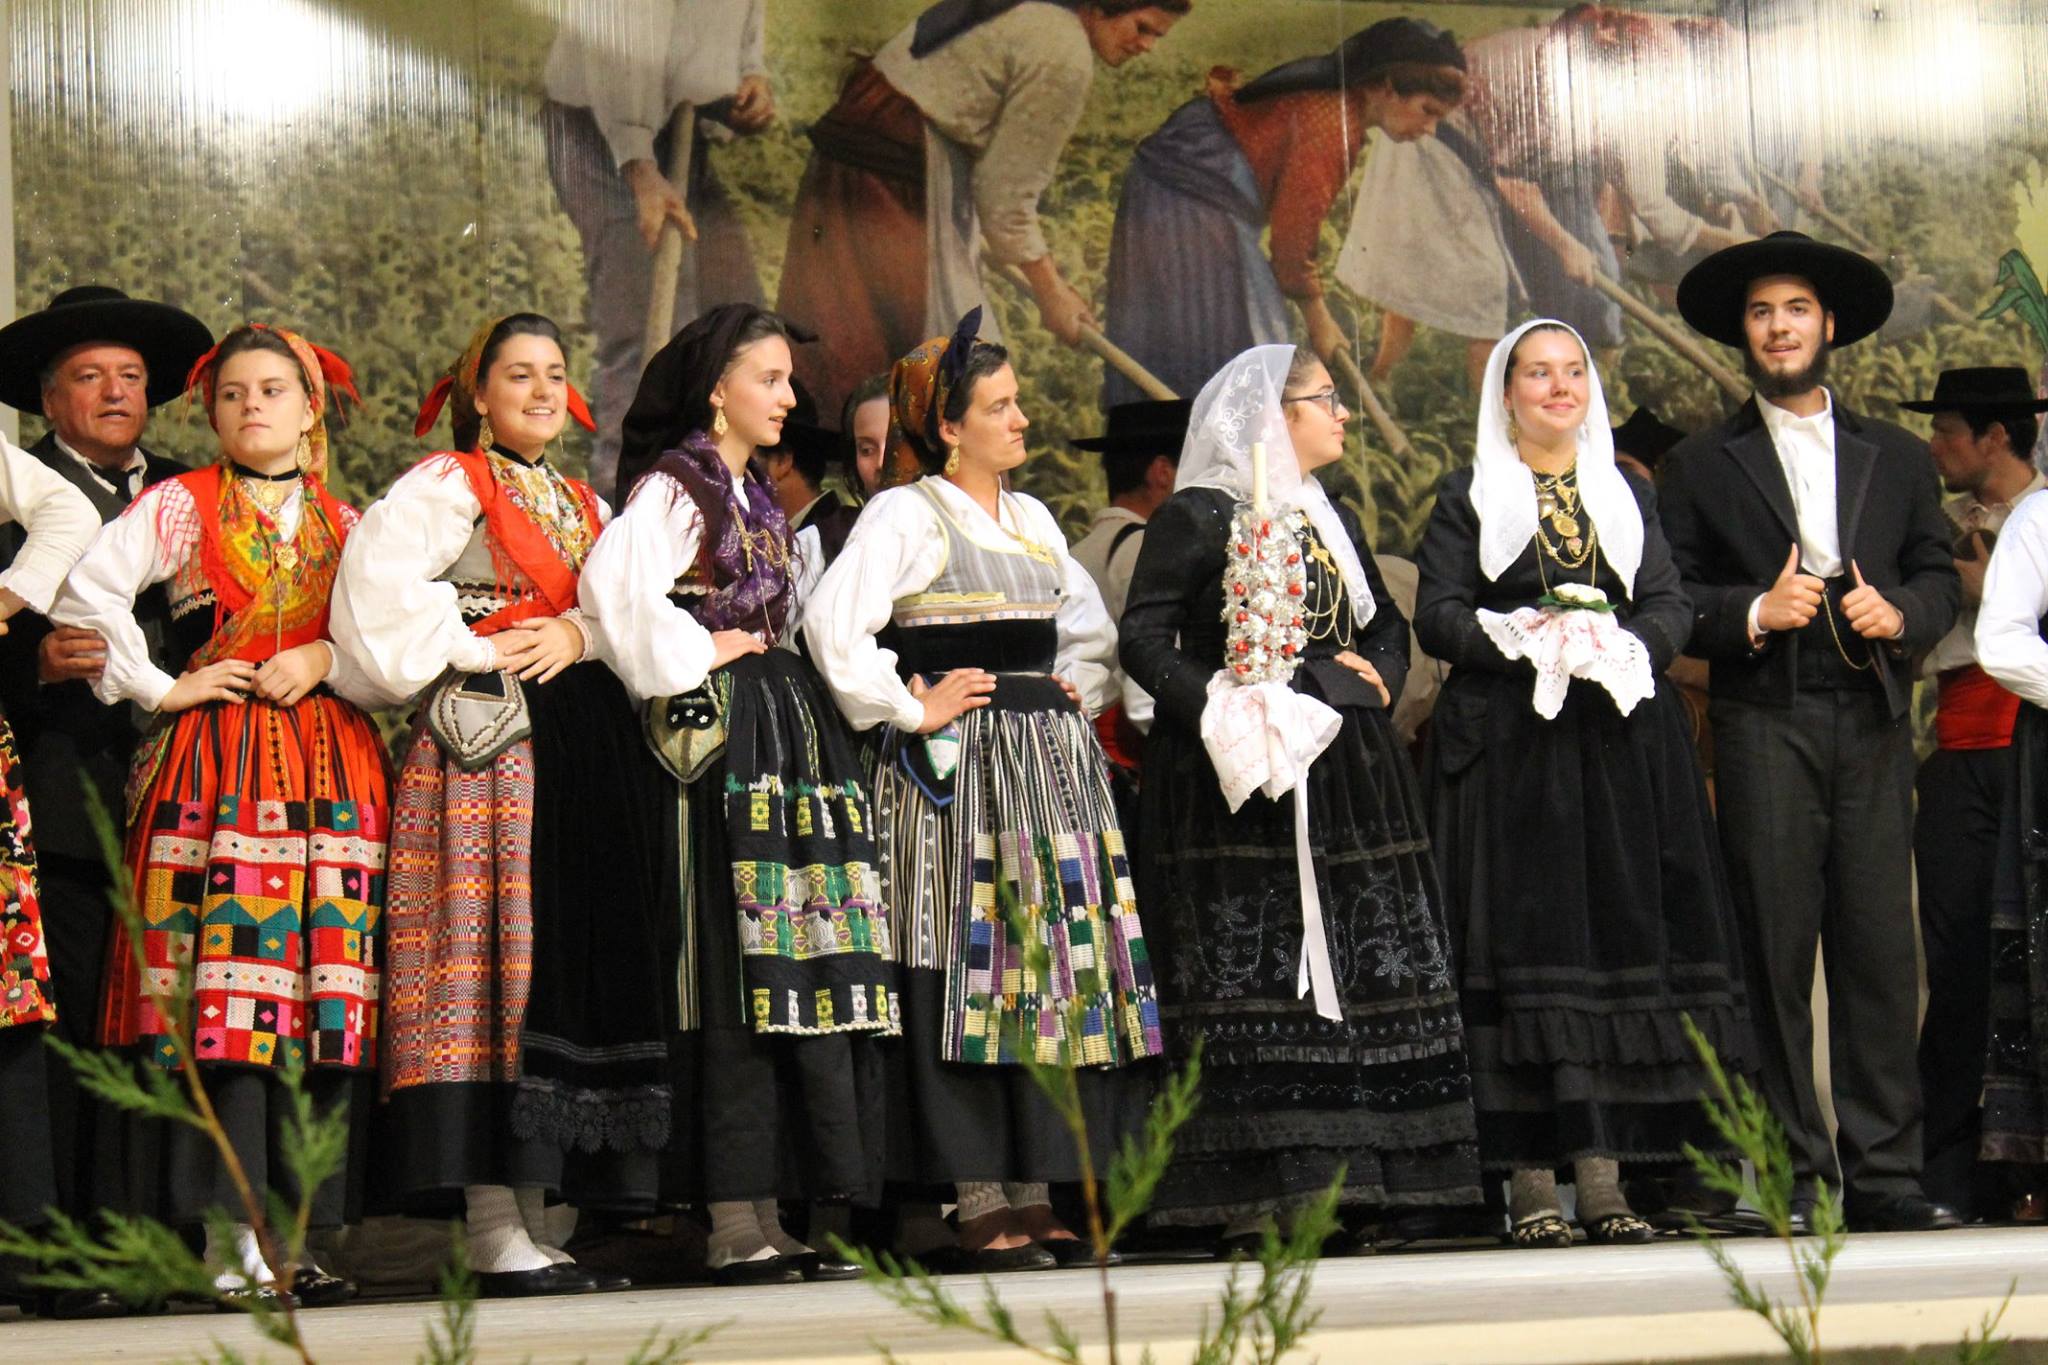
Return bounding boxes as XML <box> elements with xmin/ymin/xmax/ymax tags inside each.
<box><xmin>1974</xmin><ymin>487</ymin><xmax>2048</xmax><ymax>707</ymax></box>
<box><xmin>1924</xmin><ymin>470</ymin><xmax>2046</xmax><ymax>678</ymax></box>
<box><xmin>1747</xmin><ymin>390</ymin><xmax>1843</xmax><ymax>640</ymax></box>
<box><xmin>54</xmin><ymin>433</ymin><xmax>146</xmax><ymax>502</ymax></box>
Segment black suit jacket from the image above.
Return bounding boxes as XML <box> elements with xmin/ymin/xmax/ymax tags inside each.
<box><xmin>1658</xmin><ymin>395</ymin><xmax>1958</xmax><ymax>718</ymax></box>
<box><xmin>0</xmin><ymin>432</ymin><xmax>185</xmax><ymax>858</ymax></box>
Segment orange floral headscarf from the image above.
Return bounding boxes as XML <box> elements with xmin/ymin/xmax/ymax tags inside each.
<box><xmin>183</xmin><ymin>323</ymin><xmax>358</xmax><ymax>481</ymax></box>
<box><xmin>886</xmin><ymin>307</ymin><xmax>989</xmax><ymax>488</ymax></box>
<box><xmin>414</xmin><ymin>316</ymin><xmax>597</xmax><ymax>451</ymax></box>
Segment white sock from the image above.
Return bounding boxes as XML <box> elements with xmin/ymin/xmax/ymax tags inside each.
<box><xmin>206</xmin><ymin>1221</ymin><xmax>276</xmax><ymax>1292</ymax></box>
<box><xmin>955</xmin><ymin>1182</ymin><xmax>1009</xmax><ymax>1224</ymax></box>
<box><xmin>706</xmin><ymin>1200</ymin><xmax>776</xmax><ymax>1269</ymax></box>
<box><xmin>1003</xmin><ymin>1182</ymin><xmax>1051</xmax><ymax>1213</ymax></box>
<box><xmin>514</xmin><ymin>1185</ymin><xmax>573</xmax><ymax>1265</ymax></box>
<box><xmin>543</xmin><ymin>1202</ymin><xmax>580</xmax><ymax>1251</ymax></box>
<box><xmin>753</xmin><ymin>1199</ymin><xmax>812</xmax><ymax>1257</ymax></box>
<box><xmin>465</xmin><ymin>1184</ymin><xmax>555</xmax><ymax>1274</ymax></box>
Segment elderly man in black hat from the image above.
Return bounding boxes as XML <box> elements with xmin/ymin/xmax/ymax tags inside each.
<box><xmin>1659</xmin><ymin>232</ymin><xmax>1961</xmax><ymax>1232</ymax></box>
<box><xmin>1898</xmin><ymin>368</ymin><xmax>2048</xmax><ymax>1222</ymax></box>
<box><xmin>0</xmin><ymin>285</ymin><xmax>209</xmax><ymax>1317</ymax></box>
<box><xmin>1070</xmin><ymin>399</ymin><xmax>1190</xmax><ymax>765</ymax></box>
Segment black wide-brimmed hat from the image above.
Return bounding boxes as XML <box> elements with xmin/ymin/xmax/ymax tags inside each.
<box><xmin>769</xmin><ymin>378</ymin><xmax>851</xmax><ymax>481</ymax></box>
<box><xmin>1675</xmin><ymin>231</ymin><xmax>1893</xmax><ymax>350</ymax></box>
<box><xmin>1897</xmin><ymin>367</ymin><xmax>2048</xmax><ymax>415</ymax></box>
<box><xmin>1611</xmin><ymin>406</ymin><xmax>1687</xmax><ymax>468</ymax></box>
<box><xmin>1071</xmin><ymin>399</ymin><xmax>1194</xmax><ymax>455</ymax></box>
<box><xmin>0</xmin><ymin>285</ymin><xmax>214</xmax><ymax>412</ymax></box>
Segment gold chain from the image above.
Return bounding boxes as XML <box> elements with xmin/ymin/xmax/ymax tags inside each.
<box><xmin>1298</xmin><ymin>528</ymin><xmax>1354</xmax><ymax>647</ymax></box>
<box><xmin>1819</xmin><ymin>589</ymin><xmax>1874</xmax><ymax>671</ymax></box>
<box><xmin>1531</xmin><ymin>468</ymin><xmax>1598</xmax><ymax>572</ymax></box>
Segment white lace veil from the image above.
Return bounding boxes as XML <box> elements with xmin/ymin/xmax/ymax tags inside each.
<box><xmin>1176</xmin><ymin>344</ymin><xmax>1375</xmax><ymax>628</ymax></box>
<box><xmin>1471</xmin><ymin>319</ymin><xmax>1643</xmax><ymax>595</ymax></box>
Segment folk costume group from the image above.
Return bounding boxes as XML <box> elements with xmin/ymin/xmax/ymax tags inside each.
<box><xmin>0</xmin><ymin>17</ymin><xmax>2044</xmax><ymax>1320</ymax></box>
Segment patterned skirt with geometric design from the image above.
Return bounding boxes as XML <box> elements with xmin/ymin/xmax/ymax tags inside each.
<box><xmin>102</xmin><ymin>690</ymin><xmax>389</xmax><ymax>1071</ymax></box>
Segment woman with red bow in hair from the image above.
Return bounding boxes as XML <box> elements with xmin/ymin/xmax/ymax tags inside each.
<box><xmin>331</xmin><ymin>314</ymin><xmax>669</xmax><ymax>1297</ymax></box>
<box><xmin>52</xmin><ymin>323</ymin><xmax>388</xmax><ymax>1308</ymax></box>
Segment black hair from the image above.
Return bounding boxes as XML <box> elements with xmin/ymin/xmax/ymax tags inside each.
<box><xmin>916</xmin><ymin>341</ymin><xmax>1012</xmax><ymax>476</ymax></box>
<box><xmin>1364</xmin><ymin>60</ymin><xmax>1466</xmax><ymax>103</ymax></box>
<box><xmin>1965</xmin><ymin>410</ymin><xmax>2041</xmax><ymax>462</ymax></box>
<box><xmin>456</xmin><ymin>312</ymin><xmax>564</xmax><ymax>451</ymax></box>
<box><xmin>1086</xmin><ymin>0</ymin><xmax>1191</xmax><ymax>15</ymax></box>
<box><xmin>841</xmin><ymin>373</ymin><xmax>891</xmax><ymax>436</ymax></box>
<box><xmin>1105</xmin><ymin>447</ymin><xmax>1175</xmax><ymax>498</ymax></box>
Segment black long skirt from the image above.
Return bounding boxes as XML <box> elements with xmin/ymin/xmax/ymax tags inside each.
<box><xmin>1985</xmin><ymin>703</ymin><xmax>2048</xmax><ymax>1167</ymax></box>
<box><xmin>376</xmin><ymin>662</ymin><xmax>669</xmax><ymax>1214</ymax></box>
<box><xmin>1140</xmin><ymin>701</ymin><xmax>1481</xmax><ymax>1227</ymax></box>
<box><xmin>662</xmin><ymin>650</ymin><xmax>895</xmax><ymax>1206</ymax></box>
<box><xmin>1426</xmin><ymin>671</ymin><xmax>1751</xmax><ymax>1169</ymax></box>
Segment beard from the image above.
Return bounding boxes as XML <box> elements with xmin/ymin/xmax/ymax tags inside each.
<box><xmin>1745</xmin><ymin>339</ymin><xmax>1830</xmax><ymax>402</ymax></box>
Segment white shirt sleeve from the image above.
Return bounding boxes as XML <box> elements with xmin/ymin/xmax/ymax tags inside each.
<box><xmin>1020</xmin><ymin>495</ymin><xmax>1117</xmax><ymax>716</ymax></box>
<box><xmin>330</xmin><ymin>455</ymin><xmax>499</xmax><ymax>705</ymax></box>
<box><xmin>576</xmin><ymin>472</ymin><xmax>721</xmax><ymax>700</ymax></box>
<box><xmin>804</xmin><ymin>486</ymin><xmax>946</xmax><ymax>733</ymax></box>
<box><xmin>1976</xmin><ymin>491</ymin><xmax>2048</xmax><ymax>707</ymax></box>
<box><xmin>51</xmin><ymin>481</ymin><xmax>200</xmax><ymax>711</ymax></box>
<box><xmin>0</xmin><ymin>436</ymin><xmax>100</xmax><ymax>614</ymax></box>
<box><xmin>970</xmin><ymin>31</ymin><xmax>1093</xmax><ymax>265</ymax></box>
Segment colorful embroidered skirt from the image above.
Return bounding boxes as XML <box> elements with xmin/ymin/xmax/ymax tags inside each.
<box><xmin>101</xmin><ymin>692</ymin><xmax>389</xmax><ymax>1071</ymax></box>
<box><xmin>0</xmin><ymin>712</ymin><xmax>52</xmax><ymax>1030</ymax></box>
<box><xmin>875</xmin><ymin>676</ymin><xmax>1161</xmax><ymax>1069</ymax></box>
<box><xmin>380</xmin><ymin>662</ymin><xmax>670</xmax><ymax>1200</ymax></box>
<box><xmin>720</xmin><ymin>649</ymin><xmax>898</xmax><ymax>1037</ymax></box>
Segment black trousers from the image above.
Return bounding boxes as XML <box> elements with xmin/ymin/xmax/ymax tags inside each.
<box><xmin>1710</xmin><ymin>689</ymin><xmax>1924</xmax><ymax>1199</ymax></box>
<box><xmin>0</xmin><ymin>852</ymin><xmax>120</xmax><ymax>1228</ymax></box>
<box><xmin>1914</xmin><ymin>745</ymin><xmax>2010</xmax><ymax>1219</ymax></box>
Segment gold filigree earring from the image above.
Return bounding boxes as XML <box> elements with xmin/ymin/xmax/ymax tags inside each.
<box><xmin>477</xmin><ymin>416</ymin><xmax>496</xmax><ymax>453</ymax></box>
<box><xmin>712</xmin><ymin>407</ymin><xmax>729</xmax><ymax>438</ymax></box>
<box><xmin>943</xmin><ymin>442</ymin><xmax>961</xmax><ymax>477</ymax></box>
<box><xmin>294</xmin><ymin>431</ymin><xmax>313</xmax><ymax>473</ymax></box>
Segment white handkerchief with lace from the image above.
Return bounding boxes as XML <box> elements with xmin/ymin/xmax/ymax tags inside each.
<box><xmin>1476</xmin><ymin>605</ymin><xmax>1656</xmax><ymax>720</ymax></box>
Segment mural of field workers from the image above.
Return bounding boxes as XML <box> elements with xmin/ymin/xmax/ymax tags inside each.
<box><xmin>6</xmin><ymin>0</ymin><xmax>2046</xmax><ymax>553</ymax></box>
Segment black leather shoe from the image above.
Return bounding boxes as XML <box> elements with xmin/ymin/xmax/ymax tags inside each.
<box><xmin>708</xmin><ymin>1254</ymin><xmax>802</xmax><ymax>1287</ymax></box>
<box><xmin>476</xmin><ymin>1263</ymin><xmax>599</xmax><ymax>1298</ymax></box>
<box><xmin>789</xmin><ymin>1251</ymin><xmax>864</xmax><ymax>1282</ymax></box>
<box><xmin>290</xmin><ymin>1269</ymin><xmax>357</xmax><ymax>1308</ymax></box>
<box><xmin>927</xmin><ymin>1242</ymin><xmax>1057</xmax><ymax>1274</ymax></box>
<box><xmin>1040</xmin><ymin>1238</ymin><xmax>1120</xmax><ymax>1269</ymax></box>
<box><xmin>37</xmin><ymin>1288</ymin><xmax>137</xmax><ymax>1320</ymax></box>
<box><xmin>1844</xmin><ymin>1194</ymin><xmax>1963</xmax><ymax>1233</ymax></box>
<box><xmin>583</xmin><ymin>1266</ymin><xmax>634</xmax><ymax>1292</ymax></box>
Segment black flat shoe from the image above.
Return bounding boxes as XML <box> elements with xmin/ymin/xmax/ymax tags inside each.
<box><xmin>37</xmin><ymin>1287</ymin><xmax>140</xmax><ymax>1320</ymax></box>
<box><xmin>928</xmin><ymin>1242</ymin><xmax>1057</xmax><ymax>1274</ymax></box>
<box><xmin>289</xmin><ymin>1269</ymin><xmax>358</xmax><ymax>1308</ymax></box>
<box><xmin>708</xmin><ymin>1254</ymin><xmax>802</xmax><ymax>1287</ymax></box>
<box><xmin>1039</xmin><ymin>1238</ymin><xmax>1119</xmax><ymax>1269</ymax></box>
<box><xmin>580</xmin><ymin>1266</ymin><xmax>633</xmax><ymax>1291</ymax></box>
<box><xmin>476</xmin><ymin>1263</ymin><xmax>599</xmax><ymax>1298</ymax></box>
<box><xmin>1583</xmin><ymin>1213</ymin><xmax>1656</xmax><ymax>1246</ymax></box>
<box><xmin>789</xmin><ymin>1252</ymin><xmax>864</xmax><ymax>1283</ymax></box>
<box><xmin>1843</xmin><ymin>1194</ymin><xmax>1962</xmax><ymax>1233</ymax></box>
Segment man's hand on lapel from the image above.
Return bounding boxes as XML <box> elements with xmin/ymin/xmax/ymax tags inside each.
<box><xmin>1841</xmin><ymin>560</ymin><xmax>1904</xmax><ymax>640</ymax></box>
<box><xmin>1757</xmin><ymin>543</ymin><xmax>1824</xmax><ymax>633</ymax></box>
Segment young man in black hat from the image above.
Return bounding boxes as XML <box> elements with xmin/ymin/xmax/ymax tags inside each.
<box><xmin>1070</xmin><ymin>399</ymin><xmax>1189</xmax><ymax>763</ymax></box>
<box><xmin>1899</xmin><ymin>368</ymin><xmax>2048</xmax><ymax>1222</ymax></box>
<box><xmin>1659</xmin><ymin>232</ymin><xmax>1962</xmax><ymax>1232</ymax></box>
<box><xmin>0</xmin><ymin>285</ymin><xmax>210</xmax><ymax>1317</ymax></box>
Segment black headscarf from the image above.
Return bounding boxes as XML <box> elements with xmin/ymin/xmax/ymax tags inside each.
<box><xmin>1234</xmin><ymin>17</ymin><xmax>1465</xmax><ymax>104</ymax></box>
<box><xmin>615</xmin><ymin>304</ymin><xmax>814</xmax><ymax>507</ymax></box>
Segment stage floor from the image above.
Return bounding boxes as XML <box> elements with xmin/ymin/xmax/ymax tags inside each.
<box><xmin>6</xmin><ymin>1226</ymin><xmax>2046</xmax><ymax>1363</ymax></box>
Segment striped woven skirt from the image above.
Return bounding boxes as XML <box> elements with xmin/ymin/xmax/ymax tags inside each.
<box><xmin>873</xmin><ymin>677</ymin><xmax>1161</xmax><ymax>1184</ymax></box>
<box><xmin>0</xmin><ymin>711</ymin><xmax>52</xmax><ymax>1030</ymax></box>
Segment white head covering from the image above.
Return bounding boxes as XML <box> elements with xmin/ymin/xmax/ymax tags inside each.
<box><xmin>1176</xmin><ymin>344</ymin><xmax>1375</xmax><ymax>628</ymax></box>
<box><xmin>1470</xmin><ymin>318</ymin><xmax>1643</xmax><ymax>596</ymax></box>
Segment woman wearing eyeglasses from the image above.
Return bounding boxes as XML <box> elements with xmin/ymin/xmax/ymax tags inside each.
<box><xmin>1118</xmin><ymin>345</ymin><xmax>1478</xmax><ymax>1255</ymax></box>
